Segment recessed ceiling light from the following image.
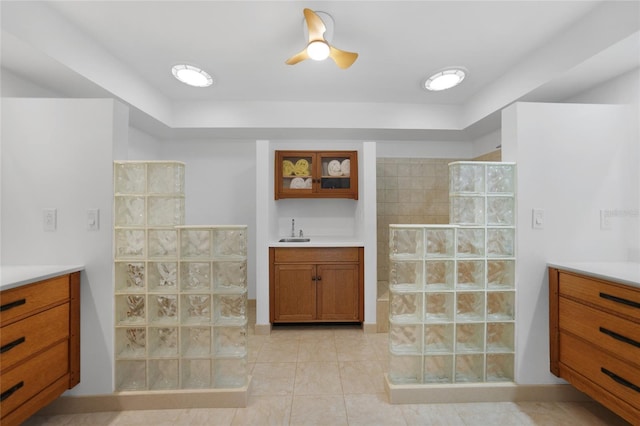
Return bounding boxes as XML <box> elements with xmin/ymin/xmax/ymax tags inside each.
<box><xmin>423</xmin><ymin>68</ymin><xmax>467</xmax><ymax>91</ymax></box>
<box><xmin>171</xmin><ymin>64</ymin><xmax>213</xmax><ymax>87</ymax></box>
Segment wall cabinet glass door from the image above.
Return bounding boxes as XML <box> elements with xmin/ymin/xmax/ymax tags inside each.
<box><xmin>275</xmin><ymin>151</ymin><xmax>358</xmax><ymax>199</ymax></box>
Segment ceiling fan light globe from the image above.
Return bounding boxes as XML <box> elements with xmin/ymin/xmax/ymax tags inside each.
<box><xmin>424</xmin><ymin>69</ymin><xmax>466</xmax><ymax>91</ymax></box>
<box><xmin>172</xmin><ymin>64</ymin><xmax>213</xmax><ymax>87</ymax></box>
<box><xmin>307</xmin><ymin>41</ymin><xmax>330</xmax><ymax>61</ymax></box>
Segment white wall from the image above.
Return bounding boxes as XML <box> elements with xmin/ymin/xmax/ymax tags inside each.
<box><xmin>1</xmin><ymin>98</ymin><xmax>129</xmax><ymax>395</ymax></box>
<box><xmin>377</xmin><ymin>140</ymin><xmax>473</xmax><ymax>159</ymax></box>
<box><xmin>502</xmin><ymin>102</ymin><xmax>639</xmax><ymax>384</ymax></box>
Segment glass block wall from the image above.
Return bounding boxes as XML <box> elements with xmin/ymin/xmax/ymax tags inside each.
<box><xmin>388</xmin><ymin>162</ymin><xmax>516</xmax><ymax>384</ymax></box>
<box><xmin>113</xmin><ymin>161</ymin><xmax>248</xmax><ymax>391</ymax></box>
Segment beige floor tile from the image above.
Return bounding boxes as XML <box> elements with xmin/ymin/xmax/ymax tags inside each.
<box><xmin>231</xmin><ymin>395</ymin><xmax>292</xmax><ymax>426</ymax></box>
<box><xmin>255</xmin><ymin>340</ymin><xmax>299</xmax><ymax>362</ymax></box>
<box><xmin>297</xmin><ymin>338</ymin><xmax>337</xmax><ymax>362</ymax></box>
<box><xmin>339</xmin><ymin>360</ymin><xmax>385</xmax><ymax>394</ymax></box>
<box><xmin>294</xmin><ymin>361</ymin><xmax>343</xmax><ymax>395</ymax></box>
<box><xmin>289</xmin><ymin>395</ymin><xmax>348</xmax><ymax>426</ymax></box>
<box><xmin>344</xmin><ymin>393</ymin><xmax>406</xmax><ymax>426</ymax></box>
<box><xmin>110</xmin><ymin>409</ymin><xmax>182</xmax><ymax>425</ymax></box>
<box><xmin>335</xmin><ymin>339</ymin><xmax>379</xmax><ymax>362</ymax></box>
<box><xmin>401</xmin><ymin>403</ymin><xmax>465</xmax><ymax>426</ymax></box>
<box><xmin>174</xmin><ymin>408</ymin><xmax>237</xmax><ymax>425</ymax></box>
<box><xmin>250</xmin><ymin>362</ymin><xmax>297</xmax><ymax>396</ymax></box>
<box><xmin>556</xmin><ymin>402</ymin><xmax>631</xmax><ymax>426</ymax></box>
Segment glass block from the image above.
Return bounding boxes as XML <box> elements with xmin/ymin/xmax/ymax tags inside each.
<box><xmin>486</xmin><ymin>354</ymin><xmax>514</xmax><ymax>382</ymax></box>
<box><xmin>450</xmin><ymin>162</ymin><xmax>484</xmax><ymax>194</ymax></box>
<box><xmin>456</xmin><ymin>292</ymin><xmax>485</xmax><ymax>321</ymax></box>
<box><xmin>148</xmin><ymin>327</ymin><xmax>179</xmax><ymax>357</ymax></box>
<box><xmin>423</xmin><ymin>260</ymin><xmax>452</xmax><ymax>290</ymax></box>
<box><xmin>115</xmin><ymin>196</ymin><xmax>145</xmax><ymax>226</ymax></box>
<box><xmin>424</xmin><ymin>355</ymin><xmax>454</xmax><ymax>383</ymax></box>
<box><xmin>457</xmin><ymin>260</ymin><xmax>485</xmax><ymax>290</ymax></box>
<box><xmin>147</xmin><ymin>197</ymin><xmax>184</xmax><ymax>226</ymax></box>
<box><xmin>114</xmin><ymin>162</ymin><xmax>145</xmax><ymax>194</ymax></box>
<box><xmin>115</xmin><ymin>295</ymin><xmax>145</xmax><ymax>325</ymax></box>
<box><xmin>389</xmin><ymin>260</ymin><xmax>423</xmax><ymax>291</ymax></box>
<box><xmin>450</xmin><ymin>196</ymin><xmax>485</xmax><ymax>225</ymax></box>
<box><xmin>388</xmin><ymin>354</ymin><xmax>422</xmax><ymax>384</ymax></box>
<box><xmin>389</xmin><ymin>322</ymin><xmax>422</xmax><ymax>354</ymax></box>
<box><xmin>150</xmin><ymin>294</ymin><xmax>178</xmax><ymax>324</ymax></box>
<box><xmin>181</xmin><ymin>294</ymin><xmax>212</xmax><ymax>324</ymax></box>
<box><xmin>180</xmin><ymin>229</ymin><xmax>212</xmax><ymax>259</ymax></box>
<box><xmin>389</xmin><ymin>227</ymin><xmax>423</xmax><ymax>259</ymax></box>
<box><xmin>456</xmin><ymin>323</ymin><xmax>485</xmax><ymax>353</ymax></box>
<box><xmin>424</xmin><ymin>292</ymin><xmax>454</xmax><ymax>323</ymax></box>
<box><xmin>148</xmin><ymin>262</ymin><xmax>177</xmax><ymax>291</ymax></box>
<box><xmin>456</xmin><ymin>228</ymin><xmax>485</xmax><ymax>258</ymax></box>
<box><xmin>115</xmin><ymin>327</ymin><xmax>146</xmax><ymax>358</ymax></box>
<box><xmin>148</xmin><ymin>229</ymin><xmax>178</xmax><ymax>258</ymax></box>
<box><xmin>212</xmin><ymin>228</ymin><xmax>247</xmax><ymax>258</ymax></box>
<box><xmin>213</xmin><ymin>325</ymin><xmax>248</xmax><ymax>357</ymax></box>
<box><xmin>115</xmin><ymin>360</ymin><xmax>146</xmax><ymax>391</ymax></box>
<box><xmin>389</xmin><ymin>291</ymin><xmax>422</xmax><ymax>323</ymax></box>
<box><xmin>486</xmin><ymin>196</ymin><xmax>515</xmax><ymax>226</ymax></box>
<box><xmin>455</xmin><ymin>354</ymin><xmax>484</xmax><ymax>383</ymax></box>
<box><xmin>147</xmin><ymin>162</ymin><xmax>184</xmax><ymax>194</ymax></box>
<box><xmin>487</xmin><ymin>291</ymin><xmax>515</xmax><ymax>320</ymax></box>
<box><xmin>425</xmin><ymin>227</ymin><xmax>455</xmax><ymax>257</ymax></box>
<box><xmin>212</xmin><ymin>261</ymin><xmax>247</xmax><ymax>292</ymax></box>
<box><xmin>149</xmin><ymin>359</ymin><xmax>179</xmax><ymax>390</ymax></box>
<box><xmin>213</xmin><ymin>293</ymin><xmax>247</xmax><ymax>325</ymax></box>
<box><xmin>115</xmin><ymin>229</ymin><xmax>145</xmax><ymax>259</ymax></box>
<box><xmin>181</xmin><ymin>327</ymin><xmax>211</xmax><ymax>357</ymax></box>
<box><xmin>213</xmin><ymin>357</ymin><xmax>248</xmax><ymax>388</ymax></box>
<box><xmin>180</xmin><ymin>262</ymin><xmax>211</xmax><ymax>291</ymax></box>
<box><xmin>424</xmin><ymin>324</ymin><xmax>454</xmax><ymax>353</ymax></box>
<box><xmin>487</xmin><ymin>260</ymin><xmax>515</xmax><ymax>289</ymax></box>
<box><xmin>486</xmin><ymin>322</ymin><xmax>515</xmax><ymax>352</ymax></box>
<box><xmin>486</xmin><ymin>164</ymin><xmax>515</xmax><ymax>194</ymax></box>
<box><xmin>487</xmin><ymin>228</ymin><xmax>515</xmax><ymax>258</ymax></box>
<box><xmin>181</xmin><ymin>358</ymin><xmax>211</xmax><ymax>389</ymax></box>
<box><xmin>115</xmin><ymin>262</ymin><xmax>145</xmax><ymax>292</ymax></box>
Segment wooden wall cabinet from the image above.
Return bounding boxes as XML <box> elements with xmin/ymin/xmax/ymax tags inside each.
<box><xmin>549</xmin><ymin>267</ymin><xmax>639</xmax><ymax>424</ymax></box>
<box><xmin>270</xmin><ymin>247</ymin><xmax>364</xmax><ymax>323</ymax></box>
<box><xmin>0</xmin><ymin>272</ymin><xmax>81</xmax><ymax>426</ymax></box>
<box><xmin>275</xmin><ymin>151</ymin><xmax>358</xmax><ymax>200</ymax></box>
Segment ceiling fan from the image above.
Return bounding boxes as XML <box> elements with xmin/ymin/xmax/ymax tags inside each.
<box><xmin>285</xmin><ymin>8</ymin><xmax>358</xmax><ymax>69</ymax></box>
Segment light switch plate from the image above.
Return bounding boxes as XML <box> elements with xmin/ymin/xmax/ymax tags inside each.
<box><xmin>87</xmin><ymin>208</ymin><xmax>100</xmax><ymax>231</ymax></box>
<box><xmin>532</xmin><ymin>208</ymin><xmax>544</xmax><ymax>229</ymax></box>
<box><xmin>43</xmin><ymin>208</ymin><xmax>57</xmax><ymax>231</ymax></box>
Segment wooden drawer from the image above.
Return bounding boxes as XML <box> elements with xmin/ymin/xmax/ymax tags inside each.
<box><xmin>1</xmin><ymin>304</ymin><xmax>70</xmax><ymax>373</ymax></box>
<box><xmin>0</xmin><ymin>340</ymin><xmax>68</xmax><ymax>418</ymax></box>
<box><xmin>559</xmin><ymin>298</ymin><xmax>639</xmax><ymax>367</ymax></box>
<box><xmin>560</xmin><ymin>332</ymin><xmax>640</xmax><ymax>409</ymax></box>
<box><xmin>558</xmin><ymin>272</ymin><xmax>640</xmax><ymax>321</ymax></box>
<box><xmin>273</xmin><ymin>247</ymin><xmax>360</xmax><ymax>264</ymax></box>
<box><xmin>0</xmin><ymin>276</ymin><xmax>70</xmax><ymax>326</ymax></box>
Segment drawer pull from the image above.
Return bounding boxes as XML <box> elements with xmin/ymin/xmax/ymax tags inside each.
<box><xmin>0</xmin><ymin>381</ymin><xmax>24</xmax><ymax>401</ymax></box>
<box><xmin>0</xmin><ymin>336</ymin><xmax>26</xmax><ymax>353</ymax></box>
<box><xmin>0</xmin><ymin>298</ymin><xmax>26</xmax><ymax>312</ymax></box>
<box><xmin>599</xmin><ymin>292</ymin><xmax>640</xmax><ymax>309</ymax></box>
<box><xmin>599</xmin><ymin>327</ymin><xmax>640</xmax><ymax>348</ymax></box>
<box><xmin>601</xmin><ymin>368</ymin><xmax>640</xmax><ymax>393</ymax></box>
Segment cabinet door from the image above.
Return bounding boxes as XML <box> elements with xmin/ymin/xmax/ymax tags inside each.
<box><xmin>316</xmin><ymin>263</ymin><xmax>360</xmax><ymax>321</ymax></box>
<box><xmin>317</xmin><ymin>152</ymin><xmax>358</xmax><ymax>199</ymax></box>
<box><xmin>275</xmin><ymin>151</ymin><xmax>315</xmax><ymax>199</ymax></box>
<box><xmin>273</xmin><ymin>264</ymin><xmax>316</xmax><ymax>321</ymax></box>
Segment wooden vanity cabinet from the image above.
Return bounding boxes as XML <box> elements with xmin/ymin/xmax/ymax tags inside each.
<box><xmin>270</xmin><ymin>247</ymin><xmax>364</xmax><ymax>323</ymax></box>
<box><xmin>0</xmin><ymin>272</ymin><xmax>81</xmax><ymax>426</ymax></box>
<box><xmin>275</xmin><ymin>150</ymin><xmax>358</xmax><ymax>200</ymax></box>
<box><xmin>549</xmin><ymin>267</ymin><xmax>639</xmax><ymax>424</ymax></box>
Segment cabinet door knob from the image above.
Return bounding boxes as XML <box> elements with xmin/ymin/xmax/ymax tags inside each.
<box><xmin>317</xmin><ymin>276</ymin><xmax>322</xmax><ymax>281</ymax></box>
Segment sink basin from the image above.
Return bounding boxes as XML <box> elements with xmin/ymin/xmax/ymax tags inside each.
<box><xmin>278</xmin><ymin>238</ymin><xmax>311</xmax><ymax>243</ymax></box>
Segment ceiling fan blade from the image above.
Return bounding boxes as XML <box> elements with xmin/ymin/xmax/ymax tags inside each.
<box><xmin>303</xmin><ymin>8</ymin><xmax>326</xmax><ymax>41</ymax></box>
<box><xmin>329</xmin><ymin>46</ymin><xmax>358</xmax><ymax>69</ymax></box>
<box><xmin>285</xmin><ymin>48</ymin><xmax>310</xmax><ymax>65</ymax></box>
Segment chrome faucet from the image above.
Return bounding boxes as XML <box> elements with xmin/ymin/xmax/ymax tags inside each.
<box><xmin>291</xmin><ymin>219</ymin><xmax>295</xmax><ymax>237</ymax></box>
<box><xmin>299</xmin><ymin>229</ymin><xmax>304</xmax><ymax>237</ymax></box>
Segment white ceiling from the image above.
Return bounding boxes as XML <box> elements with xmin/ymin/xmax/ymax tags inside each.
<box><xmin>1</xmin><ymin>1</ymin><xmax>639</xmax><ymax>141</ymax></box>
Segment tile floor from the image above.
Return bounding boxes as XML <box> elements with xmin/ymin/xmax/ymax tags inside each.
<box><xmin>25</xmin><ymin>309</ymin><xmax>630</xmax><ymax>426</ymax></box>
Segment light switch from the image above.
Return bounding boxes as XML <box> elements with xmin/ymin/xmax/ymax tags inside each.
<box><xmin>43</xmin><ymin>208</ymin><xmax>57</xmax><ymax>232</ymax></box>
<box><xmin>88</xmin><ymin>208</ymin><xmax>100</xmax><ymax>231</ymax></box>
<box><xmin>532</xmin><ymin>208</ymin><xmax>544</xmax><ymax>229</ymax></box>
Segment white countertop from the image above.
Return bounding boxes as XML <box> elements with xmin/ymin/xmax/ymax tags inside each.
<box><xmin>269</xmin><ymin>236</ymin><xmax>365</xmax><ymax>248</ymax></box>
<box><xmin>1</xmin><ymin>265</ymin><xmax>84</xmax><ymax>291</ymax></box>
<box><xmin>547</xmin><ymin>261</ymin><xmax>640</xmax><ymax>288</ymax></box>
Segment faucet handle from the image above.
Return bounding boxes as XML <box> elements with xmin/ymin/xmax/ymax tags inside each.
<box><xmin>299</xmin><ymin>229</ymin><xmax>304</xmax><ymax>237</ymax></box>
